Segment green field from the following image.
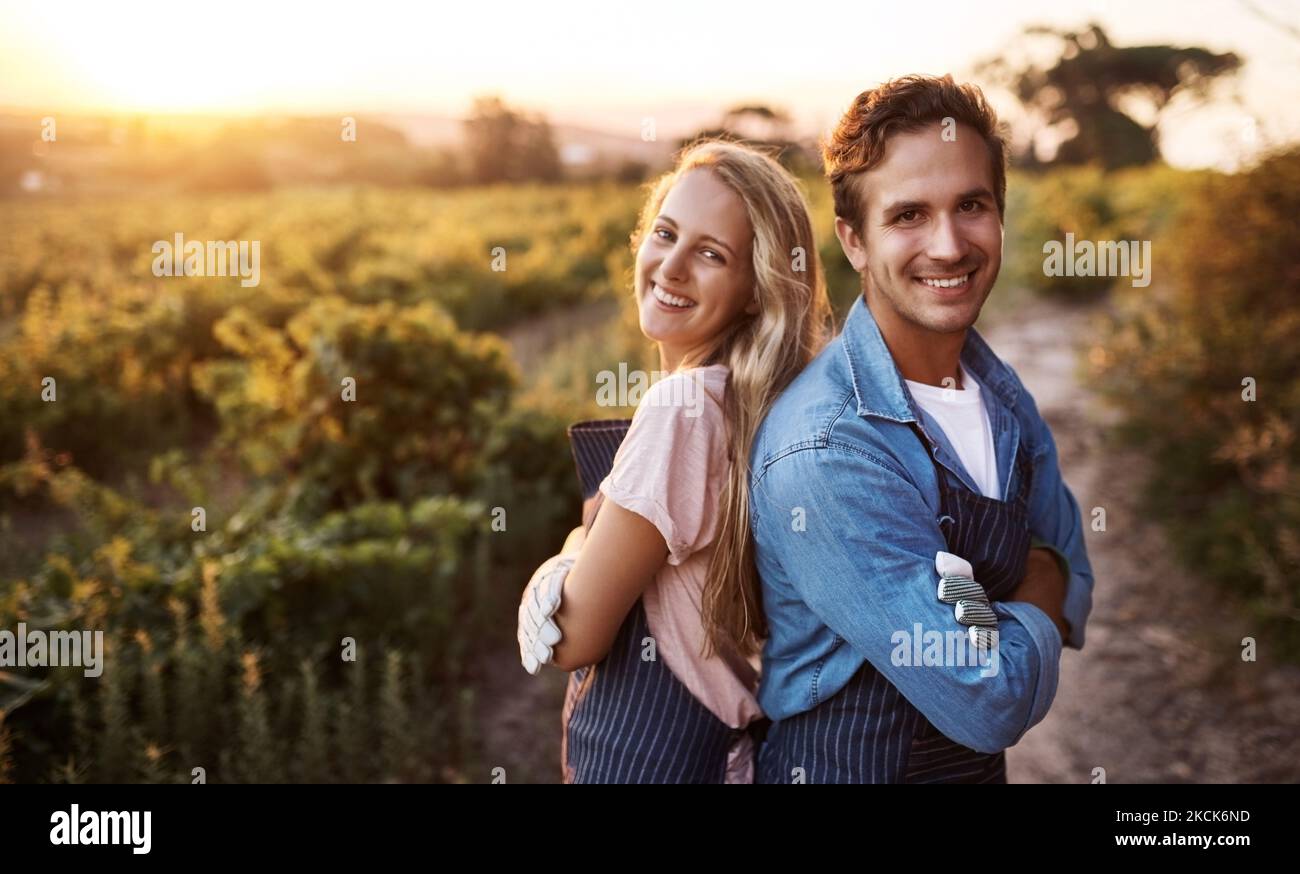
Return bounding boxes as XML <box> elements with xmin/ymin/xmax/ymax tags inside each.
<box><xmin>2</xmin><ymin>155</ymin><xmax>1295</xmax><ymax>782</ymax></box>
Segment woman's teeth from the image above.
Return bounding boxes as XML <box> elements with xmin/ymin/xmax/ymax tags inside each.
<box><xmin>652</xmin><ymin>283</ymin><xmax>696</xmax><ymax>308</ymax></box>
<box><xmin>918</xmin><ymin>273</ymin><xmax>971</xmax><ymax>289</ymax></box>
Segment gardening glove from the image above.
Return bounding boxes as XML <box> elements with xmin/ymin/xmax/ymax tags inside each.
<box><xmin>518</xmin><ymin>553</ymin><xmax>576</xmax><ymax>675</ymax></box>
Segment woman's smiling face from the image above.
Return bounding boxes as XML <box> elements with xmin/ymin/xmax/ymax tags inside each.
<box><xmin>635</xmin><ymin>168</ymin><xmax>757</xmax><ymax>371</ymax></box>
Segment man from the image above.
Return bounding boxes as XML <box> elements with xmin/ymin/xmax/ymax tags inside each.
<box><xmin>749</xmin><ymin>75</ymin><xmax>1093</xmax><ymax>783</ymax></box>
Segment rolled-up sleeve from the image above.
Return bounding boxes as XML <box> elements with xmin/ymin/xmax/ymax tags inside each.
<box><xmin>752</xmin><ymin>443</ymin><xmax>1062</xmax><ymax>754</ymax></box>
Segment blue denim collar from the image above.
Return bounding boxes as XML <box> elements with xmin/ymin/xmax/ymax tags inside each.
<box><xmin>840</xmin><ymin>293</ymin><xmax>1021</xmax><ymax>424</ymax></box>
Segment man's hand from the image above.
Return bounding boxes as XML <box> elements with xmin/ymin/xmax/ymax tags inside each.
<box><xmin>1008</xmin><ymin>547</ymin><xmax>1071</xmax><ymax>643</ymax></box>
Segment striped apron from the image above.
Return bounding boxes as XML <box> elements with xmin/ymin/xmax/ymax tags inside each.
<box><xmin>561</xmin><ymin>599</ymin><xmax>762</xmax><ymax>783</ymax></box>
<box><xmin>560</xmin><ymin>420</ymin><xmax>764</xmax><ymax>783</ymax></box>
<box><xmin>757</xmin><ymin>424</ymin><xmax>1034</xmax><ymax>784</ymax></box>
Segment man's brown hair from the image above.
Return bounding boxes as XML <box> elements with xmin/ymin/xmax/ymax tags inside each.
<box><xmin>822</xmin><ymin>74</ymin><xmax>1009</xmax><ymax>234</ymax></box>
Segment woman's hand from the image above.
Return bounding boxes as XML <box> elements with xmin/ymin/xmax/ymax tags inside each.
<box><xmin>518</xmin><ymin>499</ymin><xmax>669</xmax><ymax>673</ymax></box>
<box><xmin>515</xmin><ymin>524</ymin><xmax>591</xmax><ymax>675</ymax></box>
<box><xmin>518</xmin><ymin>553</ymin><xmax>575</xmax><ymax>675</ymax></box>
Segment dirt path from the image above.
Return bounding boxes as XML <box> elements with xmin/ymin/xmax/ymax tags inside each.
<box><xmin>500</xmin><ymin>297</ymin><xmax>620</xmax><ymax>373</ymax></box>
<box><xmin>480</xmin><ymin>296</ymin><xmax>1300</xmax><ymax>784</ymax></box>
<box><xmin>985</xmin><ymin>297</ymin><xmax>1300</xmax><ymax>783</ymax></box>
<box><xmin>473</xmin><ymin>643</ymin><xmax>568</xmax><ymax>784</ymax></box>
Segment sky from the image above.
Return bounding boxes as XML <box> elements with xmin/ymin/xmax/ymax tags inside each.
<box><xmin>1</xmin><ymin>0</ymin><xmax>1297</xmax><ymax>169</ymax></box>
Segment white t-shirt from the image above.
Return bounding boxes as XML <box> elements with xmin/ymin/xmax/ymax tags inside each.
<box><xmin>904</xmin><ymin>363</ymin><xmax>1001</xmax><ymax>500</ymax></box>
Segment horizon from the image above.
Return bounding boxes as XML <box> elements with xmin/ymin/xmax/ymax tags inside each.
<box><xmin>2</xmin><ymin>0</ymin><xmax>1298</xmax><ymax>170</ymax></box>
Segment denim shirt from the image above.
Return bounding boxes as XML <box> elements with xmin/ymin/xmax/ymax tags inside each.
<box><xmin>749</xmin><ymin>295</ymin><xmax>1094</xmax><ymax>755</ymax></box>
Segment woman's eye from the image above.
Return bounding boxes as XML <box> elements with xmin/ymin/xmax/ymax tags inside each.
<box><xmin>654</xmin><ymin>228</ymin><xmax>675</xmax><ymax>241</ymax></box>
<box><xmin>702</xmin><ymin>249</ymin><xmax>723</xmax><ymax>263</ymax></box>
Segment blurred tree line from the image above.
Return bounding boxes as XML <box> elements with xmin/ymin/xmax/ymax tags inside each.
<box><xmin>0</xmin><ymin>95</ymin><xmax>582</xmax><ymax>197</ymax></box>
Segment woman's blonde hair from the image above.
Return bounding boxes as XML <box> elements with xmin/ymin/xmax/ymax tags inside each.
<box><xmin>630</xmin><ymin>139</ymin><xmax>835</xmax><ymax>657</ymax></box>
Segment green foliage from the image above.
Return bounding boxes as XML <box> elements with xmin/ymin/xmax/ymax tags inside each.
<box><xmin>0</xmin><ymin>280</ymin><xmax>203</xmax><ymax>476</ymax></box>
<box><xmin>1003</xmin><ymin>164</ymin><xmax>1209</xmax><ymax>300</ymax></box>
<box><xmin>0</xmin><ymin>183</ymin><xmax>611</xmax><ymax>782</ymax></box>
<box><xmin>0</xmin><ymin>455</ymin><xmax>515</xmax><ymax>781</ymax></box>
<box><xmin>1092</xmin><ymin>149</ymin><xmax>1300</xmax><ymax>653</ymax></box>
<box><xmin>193</xmin><ymin>297</ymin><xmax>517</xmax><ymax>510</ymax></box>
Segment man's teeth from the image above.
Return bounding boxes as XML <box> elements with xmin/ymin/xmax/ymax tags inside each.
<box><xmin>919</xmin><ymin>273</ymin><xmax>971</xmax><ymax>288</ymax></box>
<box><xmin>652</xmin><ymin>283</ymin><xmax>696</xmax><ymax>308</ymax></box>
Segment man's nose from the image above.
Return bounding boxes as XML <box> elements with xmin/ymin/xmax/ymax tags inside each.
<box><xmin>926</xmin><ymin>213</ymin><xmax>970</xmax><ymax>266</ymax></box>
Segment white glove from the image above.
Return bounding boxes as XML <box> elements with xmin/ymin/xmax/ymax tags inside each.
<box><xmin>518</xmin><ymin>554</ymin><xmax>576</xmax><ymax>675</ymax></box>
<box><xmin>934</xmin><ymin>550</ymin><xmax>998</xmax><ymax>649</ymax></box>
<box><xmin>935</xmin><ymin>550</ymin><xmax>981</xmax><ymax>603</ymax></box>
<box><xmin>935</xmin><ymin>550</ymin><xmax>974</xmax><ymax>581</ymax></box>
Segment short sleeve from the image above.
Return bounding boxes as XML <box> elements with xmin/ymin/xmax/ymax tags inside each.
<box><xmin>599</xmin><ymin>368</ymin><xmax>729</xmax><ymax>566</ymax></box>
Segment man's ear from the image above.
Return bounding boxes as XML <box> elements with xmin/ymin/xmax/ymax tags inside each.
<box><xmin>834</xmin><ymin>216</ymin><xmax>868</xmax><ymax>273</ymax></box>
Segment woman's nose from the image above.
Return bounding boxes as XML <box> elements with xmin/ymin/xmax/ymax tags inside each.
<box><xmin>660</xmin><ymin>242</ymin><xmax>691</xmax><ymax>283</ymax></box>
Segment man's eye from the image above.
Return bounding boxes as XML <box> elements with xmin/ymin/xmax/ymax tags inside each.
<box><xmin>897</xmin><ymin>210</ymin><xmax>919</xmax><ymax>223</ymax></box>
<box><xmin>959</xmin><ymin>200</ymin><xmax>981</xmax><ymax>212</ymax></box>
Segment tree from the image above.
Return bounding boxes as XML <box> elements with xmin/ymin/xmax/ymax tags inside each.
<box><xmin>979</xmin><ymin>23</ymin><xmax>1241</xmax><ymax>168</ymax></box>
<box><xmin>462</xmin><ymin>96</ymin><xmax>562</xmax><ymax>184</ymax></box>
<box><xmin>677</xmin><ymin>103</ymin><xmax>814</xmax><ymax>173</ymax></box>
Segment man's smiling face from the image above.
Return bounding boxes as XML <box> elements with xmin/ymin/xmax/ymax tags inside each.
<box><xmin>836</xmin><ymin>121</ymin><xmax>1004</xmax><ymax>335</ymax></box>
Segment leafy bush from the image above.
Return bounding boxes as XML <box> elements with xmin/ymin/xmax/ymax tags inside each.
<box><xmin>1091</xmin><ymin>149</ymin><xmax>1300</xmax><ymax>653</ymax></box>
<box><xmin>1003</xmin><ymin>164</ymin><xmax>1209</xmax><ymax>299</ymax></box>
<box><xmin>193</xmin><ymin>297</ymin><xmax>516</xmax><ymax>512</ymax></box>
<box><xmin>0</xmin><ymin>446</ymin><xmax>507</xmax><ymax>783</ymax></box>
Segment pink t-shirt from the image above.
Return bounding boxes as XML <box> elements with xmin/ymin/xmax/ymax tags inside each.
<box><xmin>598</xmin><ymin>364</ymin><xmax>764</xmax><ymax>783</ymax></box>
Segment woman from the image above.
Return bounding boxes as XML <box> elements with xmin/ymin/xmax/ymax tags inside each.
<box><xmin>518</xmin><ymin>139</ymin><xmax>834</xmax><ymax>783</ymax></box>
